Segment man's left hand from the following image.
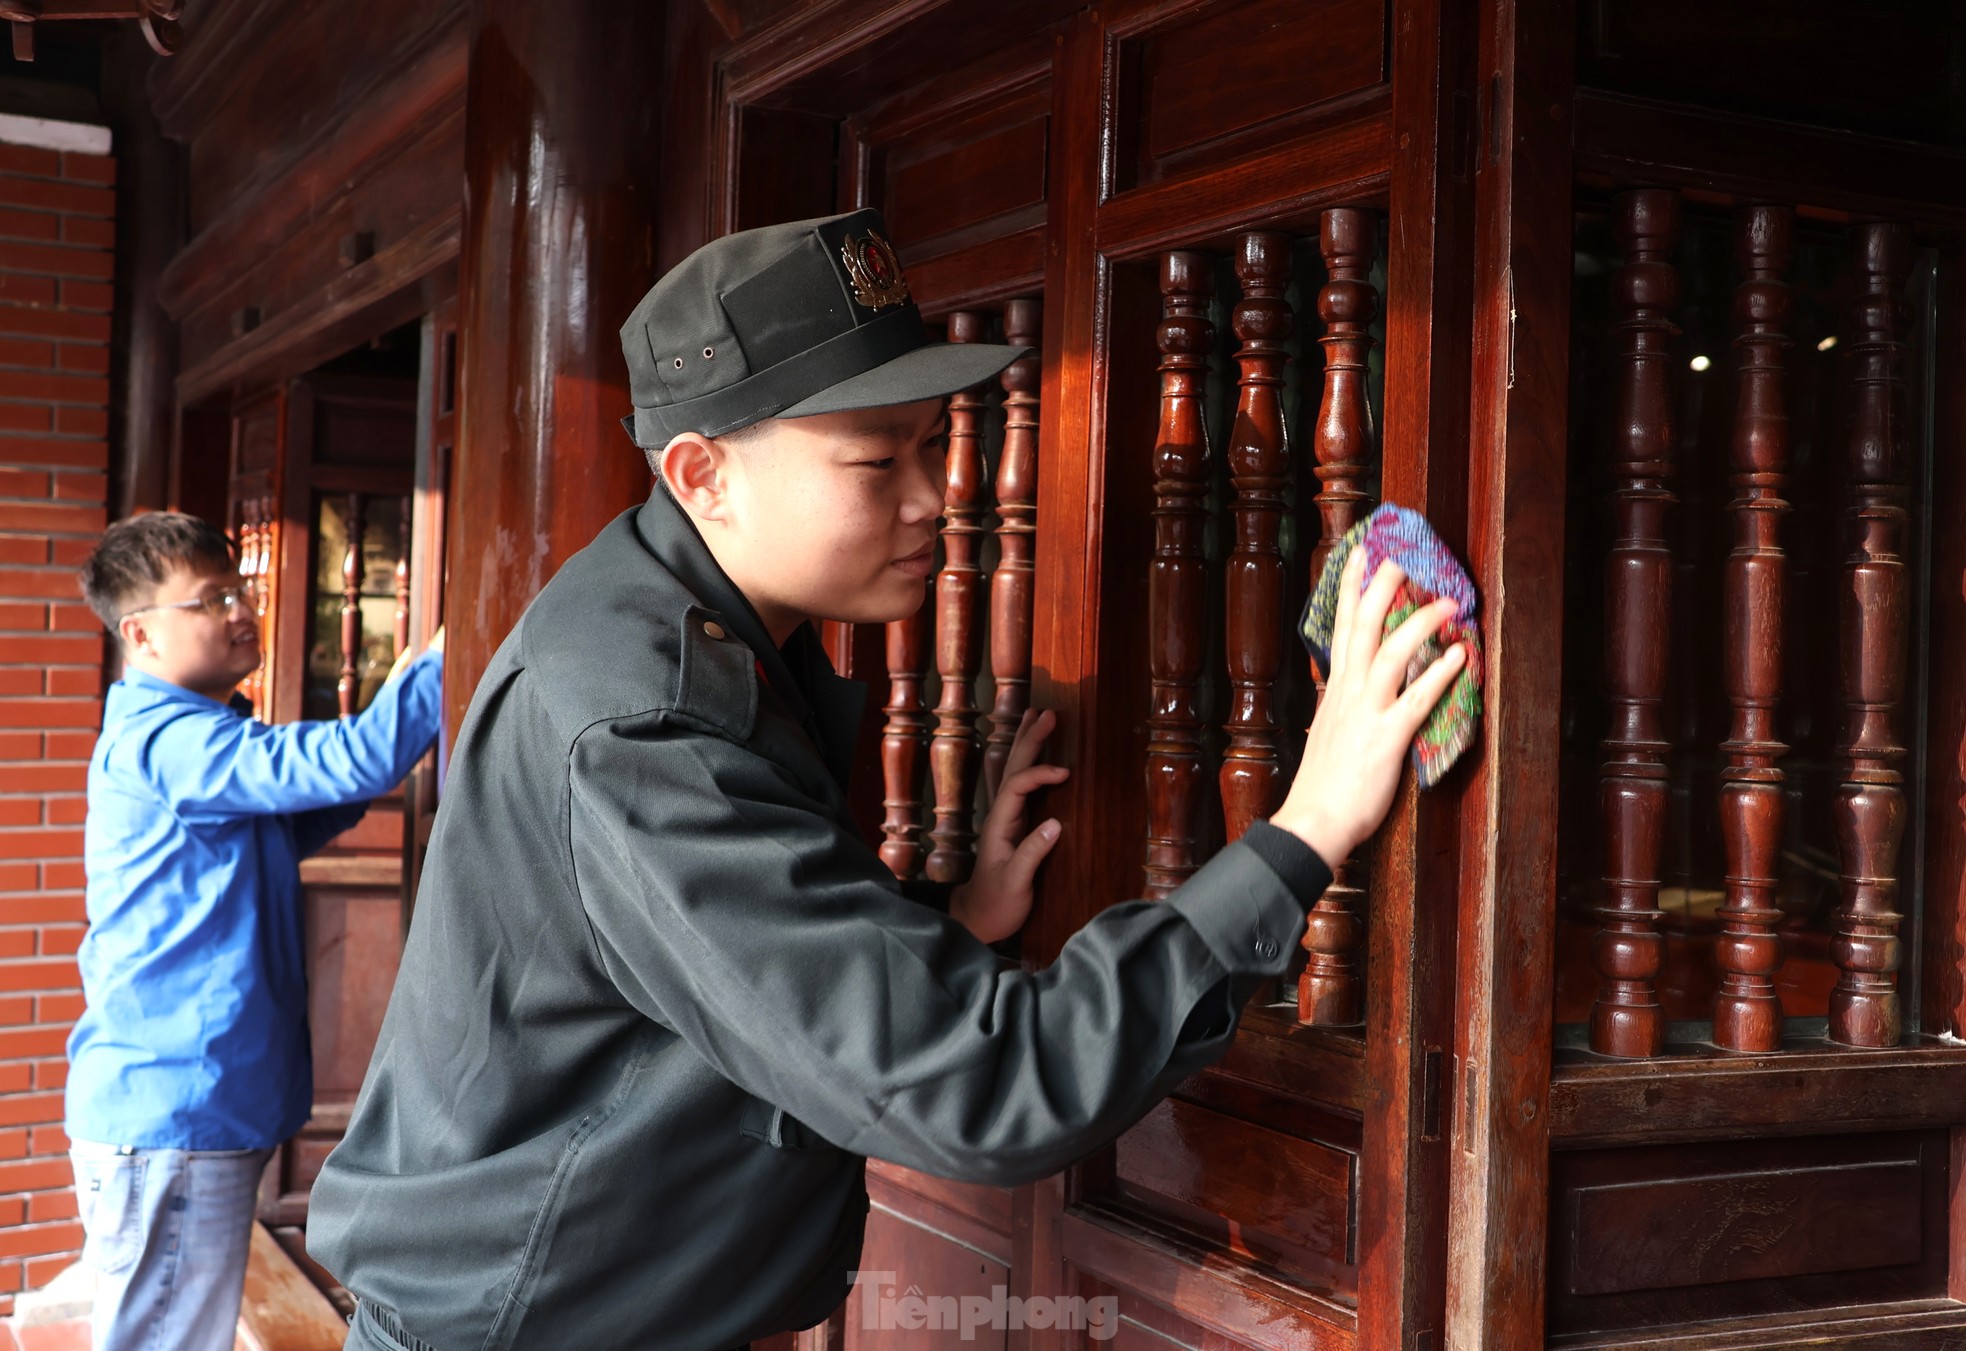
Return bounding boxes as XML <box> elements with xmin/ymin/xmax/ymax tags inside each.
<box><xmin>950</xmin><ymin>709</ymin><xmax>1069</xmax><ymax>945</ymax></box>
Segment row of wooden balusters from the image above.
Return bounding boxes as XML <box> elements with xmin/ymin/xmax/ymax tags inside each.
<box><xmin>1145</xmin><ymin>210</ymin><xmax>1382</xmax><ymax>1028</ymax></box>
<box><xmin>1593</xmin><ymin>190</ymin><xmax>1914</xmax><ymax>1057</ymax></box>
<box><xmin>879</xmin><ymin>300</ymin><xmax>1043</xmax><ymax>885</ymax></box>
<box><xmin>877</xmin><ymin>214</ymin><xmax>1384</xmax><ymax>1031</ymax></box>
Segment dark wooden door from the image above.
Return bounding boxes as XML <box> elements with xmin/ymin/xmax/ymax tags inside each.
<box><xmin>222</xmin><ymin>371</ymin><xmax>425</xmax><ymax>1230</ymax></box>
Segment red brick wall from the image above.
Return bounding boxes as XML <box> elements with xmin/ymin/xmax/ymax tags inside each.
<box><xmin>0</xmin><ymin>129</ymin><xmax>113</xmax><ymax>1312</ymax></box>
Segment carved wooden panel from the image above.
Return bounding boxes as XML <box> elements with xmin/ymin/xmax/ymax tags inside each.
<box><xmin>1547</xmin><ymin>1131</ymin><xmax>1949</xmax><ymax>1334</ymax></box>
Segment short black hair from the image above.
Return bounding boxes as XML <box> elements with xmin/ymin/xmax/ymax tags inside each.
<box><xmin>79</xmin><ymin>511</ymin><xmax>237</xmax><ymax>632</ymax></box>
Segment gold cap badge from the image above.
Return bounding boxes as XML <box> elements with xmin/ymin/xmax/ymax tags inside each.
<box><xmin>840</xmin><ymin>231</ymin><xmax>911</xmax><ymax>311</ymax></box>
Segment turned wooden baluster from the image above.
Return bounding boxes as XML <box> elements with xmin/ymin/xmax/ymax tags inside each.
<box><xmin>1301</xmin><ymin>208</ymin><xmax>1380</xmax><ymax>1026</ymax></box>
<box><xmin>236</xmin><ymin>504</ymin><xmax>259</xmax><ymax>715</ymax></box>
<box><xmin>249</xmin><ymin>496</ymin><xmax>271</xmax><ymax>719</ymax></box>
<box><xmin>1221</xmin><ymin>232</ymin><xmax>1293</xmax><ymax>845</ymax></box>
<box><xmin>984</xmin><ymin>298</ymin><xmax>1041</xmax><ymax>799</ymax></box>
<box><xmin>1830</xmin><ymin>221</ymin><xmax>1913</xmax><ymax>1049</ymax></box>
<box><xmin>338</xmin><ymin>493</ymin><xmax>366</xmax><ymax>719</ymax></box>
<box><xmin>926</xmin><ymin>311</ymin><xmax>991</xmax><ymax>884</ymax></box>
<box><xmin>1144</xmin><ymin>253</ymin><xmax>1214</xmax><ymax>900</ymax></box>
<box><xmin>394</xmin><ymin>494</ymin><xmax>412</xmax><ymax>658</ymax></box>
<box><xmin>1589</xmin><ymin>189</ymin><xmax>1680</xmax><ymax>1058</ymax></box>
<box><xmin>879</xmin><ymin>611</ymin><xmax>931</xmax><ymax>880</ymax></box>
<box><xmin>1713</xmin><ymin>206</ymin><xmax>1795</xmax><ymax>1052</ymax></box>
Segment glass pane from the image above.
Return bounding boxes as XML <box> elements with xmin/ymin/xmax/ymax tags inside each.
<box><xmin>305</xmin><ymin>493</ymin><xmax>414</xmax><ymax>722</ymax></box>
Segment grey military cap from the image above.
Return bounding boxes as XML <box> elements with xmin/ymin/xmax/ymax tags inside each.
<box><xmin>620</xmin><ymin>208</ymin><xmax>1027</xmax><ymax>445</ymax></box>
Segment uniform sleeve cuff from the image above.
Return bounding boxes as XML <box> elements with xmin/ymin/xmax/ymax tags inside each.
<box><xmin>1242</xmin><ymin>820</ymin><xmax>1333</xmax><ymax>910</ymax></box>
<box><xmin>1167</xmin><ymin>840</ymin><xmax>1310</xmax><ymax>979</ymax></box>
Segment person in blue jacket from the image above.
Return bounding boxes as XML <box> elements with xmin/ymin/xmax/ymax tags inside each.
<box><xmin>66</xmin><ymin>511</ymin><xmax>444</xmax><ymax>1351</ymax></box>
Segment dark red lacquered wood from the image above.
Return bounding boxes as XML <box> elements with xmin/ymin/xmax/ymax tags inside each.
<box><xmin>1588</xmin><ymin>188</ymin><xmax>1679</xmax><ymax>1059</ymax></box>
<box><xmin>1144</xmin><ymin>251</ymin><xmax>1214</xmax><ymax>900</ymax></box>
<box><xmin>1301</xmin><ymin>206</ymin><xmax>1379</xmax><ymax>1028</ymax></box>
<box><xmin>984</xmin><ymin>297</ymin><xmax>1041</xmax><ymax>800</ymax></box>
<box><xmin>1220</xmin><ymin>231</ymin><xmax>1294</xmax><ymax>847</ymax></box>
<box><xmin>1830</xmin><ymin>221</ymin><xmax>1914</xmax><ymax>1050</ymax></box>
<box><xmin>338</xmin><ymin>492</ymin><xmax>365</xmax><ymax>720</ymax></box>
<box><xmin>926</xmin><ymin>310</ymin><xmax>992</xmax><ymax>884</ymax></box>
<box><xmin>881</xmin><ymin>609</ymin><xmax>931</xmax><ymax>882</ymax></box>
<box><xmin>1713</xmin><ymin>205</ymin><xmax>1794</xmax><ymax>1053</ymax></box>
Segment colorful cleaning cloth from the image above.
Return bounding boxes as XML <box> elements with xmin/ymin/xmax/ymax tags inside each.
<box><xmin>1300</xmin><ymin>503</ymin><xmax>1484</xmax><ymax>789</ymax></box>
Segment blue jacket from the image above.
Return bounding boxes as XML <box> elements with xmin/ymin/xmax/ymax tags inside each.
<box><xmin>67</xmin><ymin>655</ymin><xmax>444</xmax><ymax>1150</ymax></box>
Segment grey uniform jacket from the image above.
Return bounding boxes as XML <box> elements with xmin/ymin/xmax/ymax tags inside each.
<box><xmin>307</xmin><ymin>486</ymin><xmax>1330</xmax><ymax>1351</ymax></box>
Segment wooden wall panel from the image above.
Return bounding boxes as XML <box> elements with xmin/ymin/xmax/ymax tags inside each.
<box><xmin>1113</xmin><ymin>1098</ymin><xmax>1355</xmax><ymax>1286</ymax></box>
<box><xmin>153</xmin><ymin>0</ymin><xmax>467</xmax><ymax>230</ymax></box>
<box><xmin>1113</xmin><ymin>0</ymin><xmax>1387</xmax><ymax>189</ymax></box>
<box><xmin>880</xmin><ymin>92</ymin><xmax>1048</xmax><ymax>250</ymax></box>
<box><xmin>1546</xmin><ymin>1132</ymin><xmax>1950</xmax><ymax>1335</ymax></box>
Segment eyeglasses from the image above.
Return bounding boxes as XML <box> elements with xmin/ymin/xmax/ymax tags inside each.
<box><xmin>121</xmin><ymin>587</ymin><xmax>255</xmax><ymax>623</ymax></box>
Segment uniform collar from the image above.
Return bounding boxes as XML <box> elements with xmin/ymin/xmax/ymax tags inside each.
<box><xmin>632</xmin><ymin>486</ymin><xmax>867</xmax><ymax>788</ymax></box>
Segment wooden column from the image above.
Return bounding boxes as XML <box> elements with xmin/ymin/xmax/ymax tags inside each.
<box><xmin>1143</xmin><ymin>253</ymin><xmax>1214</xmax><ymax>900</ymax></box>
<box><xmin>1830</xmin><ymin>221</ymin><xmax>1914</xmax><ymax>1049</ymax></box>
<box><xmin>446</xmin><ymin>0</ymin><xmax>665</xmax><ymax>736</ymax></box>
<box><xmin>1588</xmin><ymin>189</ymin><xmax>1679</xmax><ymax>1059</ymax></box>
<box><xmin>984</xmin><ymin>298</ymin><xmax>1041</xmax><ymax>799</ymax></box>
<box><xmin>1713</xmin><ymin>205</ymin><xmax>1794</xmax><ymax>1053</ymax></box>
<box><xmin>339</xmin><ymin>493</ymin><xmax>366</xmax><ymax>719</ymax></box>
<box><xmin>926</xmin><ymin>311</ymin><xmax>992</xmax><ymax>883</ymax></box>
<box><xmin>1302</xmin><ymin>207</ymin><xmax>1380</xmax><ymax>1027</ymax></box>
<box><xmin>1220</xmin><ymin>232</ymin><xmax>1293</xmax><ymax>844</ymax></box>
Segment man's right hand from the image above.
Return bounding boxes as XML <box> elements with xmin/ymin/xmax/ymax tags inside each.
<box><xmin>1270</xmin><ymin>547</ymin><xmax>1467</xmax><ymax>867</ymax></box>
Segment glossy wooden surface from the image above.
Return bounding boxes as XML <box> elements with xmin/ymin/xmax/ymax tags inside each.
<box><xmin>1300</xmin><ymin>206</ymin><xmax>1380</xmax><ymax>1029</ymax></box>
<box><xmin>1830</xmin><ymin>222</ymin><xmax>1913</xmax><ymax>1049</ymax></box>
<box><xmin>443</xmin><ymin>0</ymin><xmax>665</xmax><ymax>737</ymax></box>
<box><xmin>926</xmin><ymin>309</ymin><xmax>989</xmax><ymax>883</ymax></box>
<box><xmin>1447</xmin><ymin>1</ymin><xmax>1573</xmax><ymax>1345</ymax></box>
<box><xmin>1142</xmin><ymin>251</ymin><xmax>1213</xmax><ymax>900</ymax></box>
<box><xmin>1218</xmin><ymin>231</ymin><xmax>1292</xmax><ymax>846</ymax></box>
<box><xmin>1712</xmin><ymin>204</ymin><xmax>1793</xmax><ymax>1053</ymax></box>
<box><xmin>879</xmin><ymin>610</ymin><xmax>930</xmax><ymax>880</ymax></box>
<box><xmin>1587</xmin><ymin>188</ymin><xmax>1677</xmax><ymax>1059</ymax></box>
<box><xmin>983</xmin><ymin>297</ymin><xmax>1040</xmax><ymax>799</ymax></box>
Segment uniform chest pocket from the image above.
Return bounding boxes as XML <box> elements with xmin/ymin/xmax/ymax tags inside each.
<box><xmin>738</xmin><ymin>1095</ymin><xmax>834</xmax><ymax>1152</ymax></box>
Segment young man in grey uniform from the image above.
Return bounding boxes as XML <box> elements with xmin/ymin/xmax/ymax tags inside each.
<box><xmin>309</xmin><ymin>209</ymin><xmax>1467</xmax><ymax>1351</ymax></box>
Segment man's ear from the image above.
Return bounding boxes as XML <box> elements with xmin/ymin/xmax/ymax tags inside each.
<box><xmin>117</xmin><ymin>612</ymin><xmax>151</xmax><ymax>657</ymax></box>
<box><xmin>659</xmin><ymin>433</ymin><xmax>732</xmax><ymax>524</ymax></box>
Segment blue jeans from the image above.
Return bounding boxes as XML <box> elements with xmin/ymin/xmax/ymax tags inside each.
<box><xmin>69</xmin><ymin>1139</ymin><xmax>273</xmax><ymax>1351</ymax></box>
